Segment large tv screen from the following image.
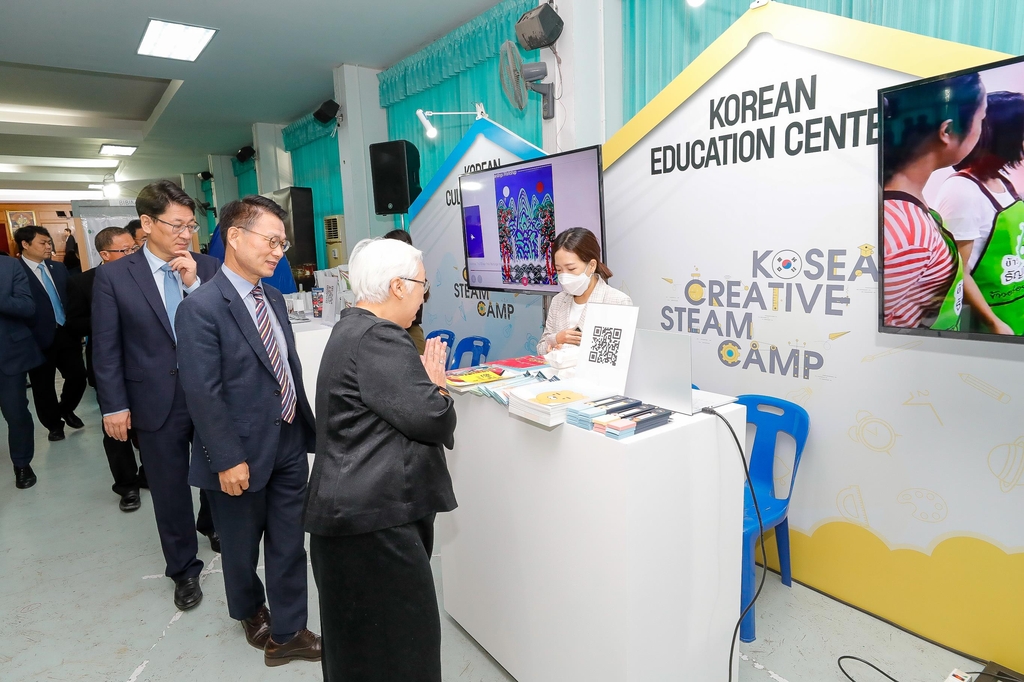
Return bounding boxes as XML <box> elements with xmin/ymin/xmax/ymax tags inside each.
<box><xmin>880</xmin><ymin>56</ymin><xmax>1024</xmax><ymax>344</ymax></box>
<box><xmin>459</xmin><ymin>146</ymin><xmax>606</xmax><ymax>295</ymax></box>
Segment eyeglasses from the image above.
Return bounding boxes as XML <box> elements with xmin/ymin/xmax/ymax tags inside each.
<box><xmin>235</xmin><ymin>226</ymin><xmax>291</xmax><ymax>252</ymax></box>
<box><xmin>401</xmin><ymin>277</ymin><xmax>430</xmax><ymax>294</ymax></box>
<box><xmin>149</xmin><ymin>216</ymin><xmax>201</xmax><ymax>234</ymax></box>
<box><xmin>101</xmin><ymin>245</ymin><xmax>141</xmax><ymax>255</ymax></box>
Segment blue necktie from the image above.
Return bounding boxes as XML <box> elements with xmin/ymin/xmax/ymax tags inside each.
<box><xmin>38</xmin><ymin>263</ymin><xmax>66</xmax><ymax>326</ymax></box>
<box><xmin>161</xmin><ymin>264</ymin><xmax>181</xmax><ymax>336</ymax></box>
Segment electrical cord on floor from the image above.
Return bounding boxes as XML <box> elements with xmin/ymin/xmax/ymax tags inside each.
<box><xmin>838</xmin><ymin>654</ymin><xmax>1022</xmax><ymax>681</ymax></box>
<box><xmin>701</xmin><ymin>406</ymin><xmax>766</xmax><ymax>682</ymax></box>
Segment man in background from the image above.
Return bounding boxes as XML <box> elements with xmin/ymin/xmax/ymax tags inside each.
<box><xmin>92</xmin><ymin>181</ymin><xmax>220</xmax><ymax>611</ymax></box>
<box><xmin>15</xmin><ymin>225</ymin><xmax>87</xmax><ymax>442</ymax></box>
<box><xmin>383</xmin><ymin>229</ymin><xmax>428</xmax><ymax>353</ymax></box>
<box><xmin>63</xmin><ymin>226</ymin><xmax>81</xmax><ymax>274</ymax></box>
<box><xmin>0</xmin><ymin>252</ymin><xmax>45</xmax><ymax>488</ymax></box>
<box><xmin>125</xmin><ymin>219</ymin><xmax>146</xmax><ymax>250</ymax></box>
<box><xmin>67</xmin><ymin>226</ymin><xmax>147</xmax><ymax>511</ymax></box>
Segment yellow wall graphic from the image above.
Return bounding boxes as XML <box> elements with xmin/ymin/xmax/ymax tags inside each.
<box><xmin>759</xmin><ymin>522</ymin><xmax>1024</xmax><ymax>671</ymax></box>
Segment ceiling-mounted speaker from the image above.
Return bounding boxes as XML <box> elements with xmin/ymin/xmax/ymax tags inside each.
<box><xmin>198</xmin><ymin>171</ymin><xmax>213</xmax><ymax>180</ymax></box>
<box><xmin>515</xmin><ymin>4</ymin><xmax>564</xmax><ymax>50</ymax></box>
<box><xmin>236</xmin><ymin>145</ymin><xmax>256</xmax><ymax>163</ymax></box>
<box><xmin>313</xmin><ymin>99</ymin><xmax>341</xmax><ymax>124</ymax></box>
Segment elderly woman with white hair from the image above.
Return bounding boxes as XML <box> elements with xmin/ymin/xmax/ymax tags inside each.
<box><xmin>303</xmin><ymin>237</ymin><xmax>456</xmax><ymax>682</ymax></box>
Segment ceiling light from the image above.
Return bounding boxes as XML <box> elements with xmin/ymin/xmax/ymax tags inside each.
<box><xmin>416</xmin><ymin>109</ymin><xmax>438</xmax><ymax>139</ymax></box>
<box><xmin>686</xmin><ymin>0</ymin><xmax>707</xmax><ymax>6</ymax></box>
<box><xmin>99</xmin><ymin>144</ymin><xmax>137</xmax><ymax>157</ymax></box>
<box><xmin>103</xmin><ymin>180</ymin><xmax>122</xmax><ymax>198</ymax></box>
<box><xmin>137</xmin><ymin>19</ymin><xmax>217</xmax><ymax>62</ymax></box>
<box><xmin>88</xmin><ymin>184</ymin><xmax>105</xmax><ymax>190</ymax></box>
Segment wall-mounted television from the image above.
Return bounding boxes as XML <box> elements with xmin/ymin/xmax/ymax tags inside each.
<box><xmin>458</xmin><ymin>145</ymin><xmax>606</xmax><ymax>295</ymax></box>
<box><xmin>879</xmin><ymin>55</ymin><xmax>1024</xmax><ymax>344</ymax></box>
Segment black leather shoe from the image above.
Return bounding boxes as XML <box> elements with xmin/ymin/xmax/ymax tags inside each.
<box><xmin>62</xmin><ymin>412</ymin><xmax>84</xmax><ymax>429</ymax></box>
<box><xmin>173</xmin><ymin>577</ymin><xmax>203</xmax><ymax>611</ymax></box>
<box><xmin>119</xmin><ymin>490</ymin><xmax>141</xmax><ymax>512</ymax></box>
<box><xmin>14</xmin><ymin>465</ymin><xmax>37</xmax><ymax>489</ymax></box>
<box><xmin>242</xmin><ymin>604</ymin><xmax>272</xmax><ymax>649</ymax></box>
<box><xmin>204</xmin><ymin>532</ymin><xmax>221</xmax><ymax>553</ymax></box>
<box><xmin>47</xmin><ymin>428</ymin><xmax>65</xmax><ymax>442</ymax></box>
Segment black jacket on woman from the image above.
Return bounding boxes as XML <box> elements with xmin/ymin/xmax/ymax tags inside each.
<box><xmin>304</xmin><ymin>307</ymin><xmax>457</xmax><ymax>536</ymax></box>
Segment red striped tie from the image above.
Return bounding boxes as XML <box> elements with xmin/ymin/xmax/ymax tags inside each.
<box><xmin>251</xmin><ymin>286</ymin><xmax>296</xmax><ymax>423</ymax></box>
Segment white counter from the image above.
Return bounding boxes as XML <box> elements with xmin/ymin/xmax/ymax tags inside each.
<box><xmin>438</xmin><ymin>394</ymin><xmax>746</xmax><ymax>682</ymax></box>
<box><xmin>292</xmin><ymin>324</ymin><xmax>746</xmax><ymax>680</ymax></box>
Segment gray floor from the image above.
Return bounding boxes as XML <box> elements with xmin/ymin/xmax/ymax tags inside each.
<box><xmin>0</xmin><ymin>384</ymin><xmax>978</xmax><ymax>681</ymax></box>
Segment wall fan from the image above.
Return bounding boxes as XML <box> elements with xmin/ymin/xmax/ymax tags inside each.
<box><xmin>499</xmin><ymin>40</ymin><xmax>553</xmax><ymax>120</ymax></box>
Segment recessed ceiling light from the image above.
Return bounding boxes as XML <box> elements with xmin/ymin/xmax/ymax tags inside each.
<box><xmin>137</xmin><ymin>19</ymin><xmax>217</xmax><ymax>62</ymax></box>
<box><xmin>99</xmin><ymin>144</ymin><xmax>138</xmax><ymax>157</ymax></box>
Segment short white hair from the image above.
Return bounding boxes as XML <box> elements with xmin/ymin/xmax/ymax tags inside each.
<box><xmin>349</xmin><ymin>237</ymin><xmax>423</xmax><ymax>304</ymax></box>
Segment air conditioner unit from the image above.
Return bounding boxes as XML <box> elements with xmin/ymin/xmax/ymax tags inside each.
<box><xmin>324</xmin><ymin>214</ymin><xmax>347</xmax><ymax>268</ymax></box>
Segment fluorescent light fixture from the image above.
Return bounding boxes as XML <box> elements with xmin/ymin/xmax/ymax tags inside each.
<box><xmin>0</xmin><ymin>189</ymin><xmax>104</xmax><ymax>202</ymax></box>
<box><xmin>137</xmin><ymin>19</ymin><xmax>217</xmax><ymax>62</ymax></box>
<box><xmin>416</xmin><ymin>109</ymin><xmax>438</xmax><ymax>139</ymax></box>
<box><xmin>686</xmin><ymin>0</ymin><xmax>706</xmax><ymax>6</ymax></box>
<box><xmin>99</xmin><ymin>144</ymin><xmax>137</xmax><ymax>157</ymax></box>
<box><xmin>88</xmin><ymin>184</ymin><xmax>105</xmax><ymax>190</ymax></box>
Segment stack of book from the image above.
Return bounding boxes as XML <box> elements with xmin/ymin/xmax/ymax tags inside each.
<box><xmin>472</xmin><ymin>371</ymin><xmax>549</xmax><ymax>406</ymax></box>
<box><xmin>605</xmin><ymin>406</ymin><xmax>673</xmax><ymax>440</ymax></box>
<box><xmin>445</xmin><ymin>366</ymin><xmax>520</xmax><ymax>393</ymax></box>
<box><xmin>591</xmin><ymin>403</ymin><xmax>653</xmax><ymax>434</ymax></box>
<box><xmin>488</xmin><ymin>355</ymin><xmax>548</xmax><ymax>371</ymax></box>
<box><xmin>567</xmin><ymin>396</ymin><xmax>636</xmax><ymax>430</ymax></box>
<box><xmin>507</xmin><ymin>379</ymin><xmax>600</xmax><ymax>427</ymax></box>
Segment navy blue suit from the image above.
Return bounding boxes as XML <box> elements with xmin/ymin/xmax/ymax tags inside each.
<box><xmin>0</xmin><ymin>256</ymin><xmax>44</xmax><ymax>467</ymax></box>
<box><xmin>20</xmin><ymin>257</ymin><xmax>87</xmax><ymax>431</ymax></box>
<box><xmin>176</xmin><ymin>269</ymin><xmax>315</xmax><ymax>637</ymax></box>
<box><xmin>92</xmin><ymin>249</ymin><xmax>219</xmax><ymax>582</ymax></box>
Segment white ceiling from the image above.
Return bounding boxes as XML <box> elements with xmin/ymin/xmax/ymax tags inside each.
<box><xmin>0</xmin><ymin>0</ymin><xmax>504</xmax><ymax>198</ymax></box>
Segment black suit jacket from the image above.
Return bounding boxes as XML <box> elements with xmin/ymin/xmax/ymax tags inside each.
<box><xmin>91</xmin><ymin>249</ymin><xmax>220</xmax><ymax>431</ymax></box>
<box><xmin>19</xmin><ymin>257</ymin><xmax>70</xmax><ymax>350</ymax></box>
<box><xmin>175</xmin><ymin>270</ymin><xmax>316</xmax><ymax>492</ymax></box>
<box><xmin>303</xmin><ymin>307</ymin><xmax>457</xmax><ymax>537</ymax></box>
<box><xmin>67</xmin><ymin>267</ymin><xmax>98</xmax><ymax>375</ymax></box>
<box><xmin>0</xmin><ymin>256</ymin><xmax>45</xmax><ymax>375</ymax></box>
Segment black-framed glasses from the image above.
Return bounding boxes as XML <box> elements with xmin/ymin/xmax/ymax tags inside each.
<box><xmin>148</xmin><ymin>215</ymin><xmax>201</xmax><ymax>234</ymax></box>
<box><xmin>402</xmin><ymin>277</ymin><xmax>430</xmax><ymax>293</ymax></box>
<box><xmin>236</xmin><ymin>226</ymin><xmax>291</xmax><ymax>252</ymax></box>
<box><xmin>102</xmin><ymin>245</ymin><xmax>141</xmax><ymax>255</ymax></box>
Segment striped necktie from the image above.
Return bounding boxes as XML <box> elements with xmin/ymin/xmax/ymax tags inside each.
<box><xmin>251</xmin><ymin>285</ymin><xmax>297</xmax><ymax>423</ymax></box>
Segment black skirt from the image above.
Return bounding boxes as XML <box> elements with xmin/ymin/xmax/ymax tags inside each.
<box><xmin>310</xmin><ymin>514</ymin><xmax>440</xmax><ymax>682</ymax></box>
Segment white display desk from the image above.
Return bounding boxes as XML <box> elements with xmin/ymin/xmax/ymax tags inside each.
<box><xmin>291</xmin><ymin>320</ymin><xmax>333</xmax><ymax>413</ymax></box>
<box><xmin>438</xmin><ymin>394</ymin><xmax>746</xmax><ymax>682</ymax></box>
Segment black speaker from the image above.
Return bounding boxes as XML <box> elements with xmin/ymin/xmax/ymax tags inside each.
<box><xmin>516</xmin><ymin>4</ymin><xmax>564</xmax><ymax>50</ymax></box>
<box><xmin>313</xmin><ymin>99</ymin><xmax>340</xmax><ymax>124</ymax></box>
<box><xmin>368</xmin><ymin>140</ymin><xmax>421</xmax><ymax>215</ymax></box>
<box><xmin>236</xmin><ymin>145</ymin><xmax>256</xmax><ymax>163</ymax></box>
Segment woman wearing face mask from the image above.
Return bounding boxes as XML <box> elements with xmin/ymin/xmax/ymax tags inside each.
<box><xmin>537</xmin><ymin>227</ymin><xmax>632</xmax><ymax>354</ymax></box>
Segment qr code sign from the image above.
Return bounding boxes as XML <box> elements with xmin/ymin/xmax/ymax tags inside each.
<box><xmin>589</xmin><ymin>326</ymin><xmax>622</xmax><ymax>366</ymax></box>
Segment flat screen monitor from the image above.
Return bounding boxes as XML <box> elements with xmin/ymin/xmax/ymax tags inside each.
<box><xmin>459</xmin><ymin>145</ymin><xmax>606</xmax><ymax>295</ymax></box>
<box><xmin>879</xmin><ymin>55</ymin><xmax>1024</xmax><ymax>344</ymax></box>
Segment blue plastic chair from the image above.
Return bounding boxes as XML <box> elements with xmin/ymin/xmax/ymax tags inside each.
<box><xmin>426</xmin><ymin>329</ymin><xmax>456</xmax><ymax>368</ymax></box>
<box><xmin>735</xmin><ymin>394</ymin><xmax>810</xmax><ymax>643</ymax></box>
<box><xmin>450</xmin><ymin>335</ymin><xmax>490</xmax><ymax>369</ymax></box>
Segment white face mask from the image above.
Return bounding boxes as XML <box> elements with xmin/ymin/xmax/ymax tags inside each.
<box><xmin>558</xmin><ymin>264</ymin><xmax>595</xmax><ymax>296</ymax></box>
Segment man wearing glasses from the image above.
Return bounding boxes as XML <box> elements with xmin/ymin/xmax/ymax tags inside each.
<box><xmin>176</xmin><ymin>196</ymin><xmax>321</xmax><ymax>665</ymax></box>
<box><xmin>67</xmin><ymin>226</ymin><xmax>147</xmax><ymax>512</ymax></box>
<box><xmin>92</xmin><ymin>181</ymin><xmax>220</xmax><ymax>612</ymax></box>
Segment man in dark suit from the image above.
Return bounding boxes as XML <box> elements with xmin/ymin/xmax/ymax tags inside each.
<box><xmin>0</xmin><ymin>252</ymin><xmax>45</xmax><ymax>488</ymax></box>
<box><xmin>67</xmin><ymin>226</ymin><xmax>147</xmax><ymax>511</ymax></box>
<box><xmin>92</xmin><ymin>180</ymin><xmax>219</xmax><ymax>611</ymax></box>
<box><xmin>177</xmin><ymin>195</ymin><xmax>321</xmax><ymax>666</ymax></box>
<box><xmin>15</xmin><ymin>225</ymin><xmax>88</xmax><ymax>442</ymax></box>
